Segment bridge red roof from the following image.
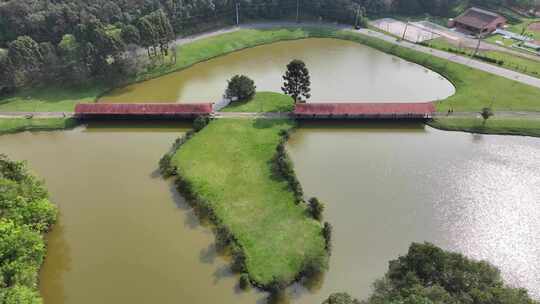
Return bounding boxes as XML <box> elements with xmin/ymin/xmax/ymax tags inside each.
<box><xmin>75</xmin><ymin>103</ymin><xmax>213</xmax><ymax>116</ymax></box>
<box><xmin>294</xmin><ymin>102</ymin><xmax>435</xmax><ymax>117</ymax></box>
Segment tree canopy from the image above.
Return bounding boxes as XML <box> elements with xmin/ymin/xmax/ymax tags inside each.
<box><xmin>322</xmin><ymin>243</ymin><xmax>538</xmax><ymax>304</ymax></box>
<box><xmin>0</xmin><ymin>155</ymin><xmax>57</xmax><ymax>304</ymax></box>
<box><xmin>282</xmin><ymin>59</ymin><xmax>312</xmax><ymax>103</ymax></box>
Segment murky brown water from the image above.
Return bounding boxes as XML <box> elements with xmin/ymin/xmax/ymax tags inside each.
<box><xmin>287</xmin><ymin>122</ymin><xmax>540</xmax><ymax>302</ymax></box>
<box><xmin>102</xmin><ymin>38</ymin><xmax>455</xmax><ymax>103</ymax></box>
<box><xmin>0</xmin><ymin>123</ymin><xmax>264</xmax><ymax>304</ymax></box>
<box><xmin>0</xmin><ymin>123</ymin><xmax>538</xmax><ymax>304</ymax></box>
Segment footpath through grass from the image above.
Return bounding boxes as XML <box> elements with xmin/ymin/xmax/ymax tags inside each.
<box><xmin>0</xmin><ymin>118</ymin><xmax>78</xmax><ymax>135</ymax></box>
<box><xmin>429</xmin><ymin>117</ymin><xmax>540</xmax><ymax>137</ymax></box>
<box><xmin>222</xmin><ymin>92</ymin><xmax>294</xmax><ymax>113</ymax></box>
<box><xmin>170</xmin><ymin>118</ymin><xmax>327</xmax><ymax>286</ymax></box>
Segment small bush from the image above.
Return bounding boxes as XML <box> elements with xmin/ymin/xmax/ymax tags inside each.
<box><xmin>239</xmin><ymin>273</ymin><xmax>251</xmax><ymax>290</ymax></box>
<box><xmin>323</xmin><ymin>222</ymin><xmax>333</xmax><ymax>253</ymax></box>
<box><xmin>481</xmin><ymin>107</ymin><xmax>494</xmax><ymax>124</ymax></box>
<box><xmin>230</xmin><ymin>245</ymin><xmax>246</xmax><ymax>273</ymax></box>
<box><xmin>158</xmin><ymin>154</ymin><xmax>176</xmax><ymax>177</ymax></box>
<box><xmin>193</xmin><ymin>115</ymin><xmax>211</xmax><ymax>132</ymax></box>
<box><xmin>272</xmin><ymin>129</ymin><xmax>305</xmax><ymax>204</ymax></box>
<box><xmin>308</xmin><ymin>197</ymin><xmax>325</xmax><ymax>221</ymax></box>
<box><xmin>214</xmin><ymin>225</ymin><xmax>233</xmax><ymax>252</ymax></box>
<box><xmin>302</xmin><ymin>251</ymin><xmax>329</xmax><ymax>279</ymax></box>
<box><xmin>225</xmin><ymin>75</ymin><xmax>256</xmax><ymax>101</ymax></box>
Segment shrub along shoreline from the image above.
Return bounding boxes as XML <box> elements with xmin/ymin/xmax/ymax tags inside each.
<box><xmin>0</xmin><ymin>118</ymin><xmax>78</xmax><ymax>136</ymax></box>
<box><xmin>160</xmin><ymin>117</ymin><xmax>329</xmax><ymax>291</ymax></box>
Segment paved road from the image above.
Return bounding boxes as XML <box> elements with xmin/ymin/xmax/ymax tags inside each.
<box><xmin>357</xmin><ymin>28</ymin><xmax>540</xmax><ymax>89</ymax></box>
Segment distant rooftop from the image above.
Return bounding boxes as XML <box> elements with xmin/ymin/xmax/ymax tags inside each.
<box><xmin>454</xmin><ymin>7</ymin><xmax>505</xmax><ymax>29</ymax></box>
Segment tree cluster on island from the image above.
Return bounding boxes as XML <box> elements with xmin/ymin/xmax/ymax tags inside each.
<box><xmin>322</xmin><ymin>242</ymin><xmax>538</xmax><ymax>304</ymax></box>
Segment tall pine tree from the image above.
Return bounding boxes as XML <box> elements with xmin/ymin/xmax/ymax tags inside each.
<box><xmin>282</xmin><ymin>59</ymin><xmax>311</xmax><ymax>103</ymax></box>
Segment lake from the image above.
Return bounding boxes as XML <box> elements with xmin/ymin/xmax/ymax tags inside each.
<box><xmin>102</xmin><ymin>38</ymin><xmax>455</xmax><ymax>103</ymax></box>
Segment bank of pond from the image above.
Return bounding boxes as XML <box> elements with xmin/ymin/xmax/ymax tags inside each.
<box><xmin>0</xmin><ymin>119</ymin><xmax>539</xmax><ymax>303</ymax></box>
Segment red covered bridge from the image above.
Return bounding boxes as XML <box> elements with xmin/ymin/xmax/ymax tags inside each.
<box><xmin>293</xmin><ymin>102</ymin><xmax>435</xmax><ymax>120</ymax></box>
<box><xmin>75</xmin><ymin>103</ymin><xmax>213</xmax><ymax>119</ymax></box>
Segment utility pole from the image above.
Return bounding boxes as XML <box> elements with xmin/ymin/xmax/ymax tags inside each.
<box><xmin>354</xmin><ymin>7</ymin><xmax>360</xmax><ymax>29</ymax></box>
<box><xmin>402</xmin><ymin>19</ymin><xmax>409</xmax><ymax>41</ymax></box>
<box><xmin>296</xmin><ymin>0</ymin><xmax>300</xmax><ymax>23</ymax></box>
<box><xmin>473</xmin><ymin>34</ymin><xmax>481</xmax><ymax>57</ymax></box>
<box><xmin>236</xmin><ymin>2</ymin><xmax>240</xmax><ymax>26</ymax></box>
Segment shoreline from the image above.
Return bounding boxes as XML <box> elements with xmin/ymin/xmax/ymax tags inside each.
<box><xmin>162</xmin><ymin>117</ymin><xmax>329</xmax><ymax>291</ymax></box>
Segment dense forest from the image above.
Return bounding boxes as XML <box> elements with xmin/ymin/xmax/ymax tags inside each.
<box><xmin>0</xmin><ymin>0</ymin><xmax>536</xmax><ymax>95</ymax></box>
<box><xmin>0</xmin><ymin>155</ymin><xmax>57</xmax><ymax>303</ymax></box>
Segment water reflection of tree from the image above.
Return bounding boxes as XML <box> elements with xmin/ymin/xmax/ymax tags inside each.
<box><xmin>39</xmin><ymin>217</ymin><xmax>72</xmax><ymax>304</ymax></box>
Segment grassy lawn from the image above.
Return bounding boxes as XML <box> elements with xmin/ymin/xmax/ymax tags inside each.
<box><xmin>0</xmin><ymin>118</ymin><xmax>78</xmax><ymax>135</ymax></box>
<box><xmin>171</xmin><ymin>118</ymin><xmax>327</xmax><ymax>286</ymax></box>
<box><xmin>222</xmin><ymin>92</ymin><xmax>294</xmax><ymax>113</ymax></box>
<box><xmin>508</xmin><ymin>18</ymin><xmax>540</xmax><ymax>41</ymax></box>
<box><xmin>429</xmin><ymin>117</ymin><xmax>540</xmax><ymax>137</ymax></box>
<box><xmin>0</xmin><ymin>85</ymin><xmax>105</xmax><ymax>112</ymax></box>
<box><xmin>485</xmin><ymin>34</ymin><xmax>515</xmax><ymax>47</ymax></box>
<box><xmin>481</xmin><ymin>49</ymin><xmax>540</xmax><ymax>77</ymax></box>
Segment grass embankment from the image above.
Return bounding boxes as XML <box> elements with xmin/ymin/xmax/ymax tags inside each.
<box><xmin>222</xmin><ymin>92</ymin><xmax>294</xmax><ymax>113</ymax></box>
<box><xmin>0</xmin><ymin>85</ymin><xmax>104</xmax><ymax>112</ymax></box>
<box><xmin>428</xmin><ymin>37</ymin><xmax>540</xmax><ymax>78</ymax></box>
<box><xmin>170</xmin><ymin>118</ymin><xmax>327</xmax><ymax>287</ymax></box>
<box><xmin>0</xmin><ymin>118</ymin><xmax>78</xmax><ymax>135</ymax></box>
<box><xmin>429</xmin><ymin>117</ymin><xmax>540</xmax><ymax>137</ymax></box>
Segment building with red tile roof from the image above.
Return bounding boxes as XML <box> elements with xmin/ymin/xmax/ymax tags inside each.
<box><xmin>449</xmin><ymin>7</ymin><xmax>506</xmax><ymax>35</ymax></box>
<box><xmin>294</xmin><ymin>102</ymin><xmax>435</xmax><ymax>119</ymax></box>
<box><xmin>75</xmin><ymin>103</ymin><xmax>213</xmax><ymax>118</ymax></box>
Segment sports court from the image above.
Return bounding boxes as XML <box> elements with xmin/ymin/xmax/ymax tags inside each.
<box><xmin>372</xmin><ymin>18</ymin><xmax>440</xmax><ymax>43</ymax></box>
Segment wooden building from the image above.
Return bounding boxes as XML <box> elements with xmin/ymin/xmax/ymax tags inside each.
<box><xmin>449</xmin><ymin>7</ymin><xmax>506</xmax><ymax>36</ymax></box>
<box><xmin>75</xmin><ymin>103</ymin><xmax>213</xmax><ymax>119</ymax></box>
